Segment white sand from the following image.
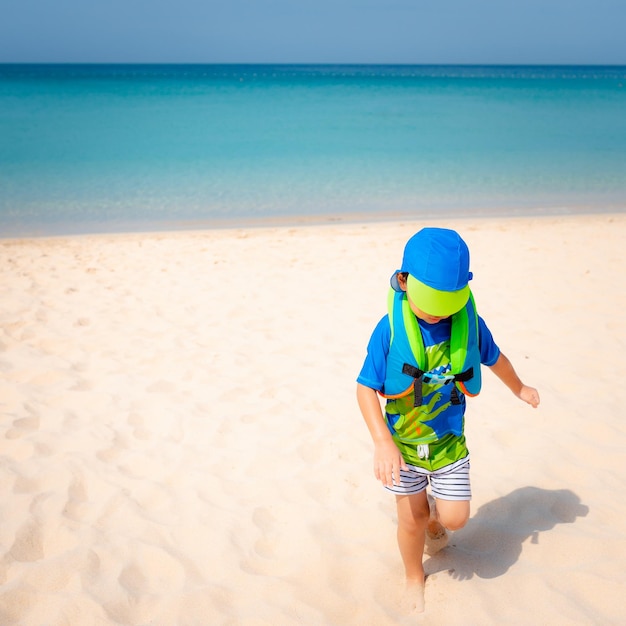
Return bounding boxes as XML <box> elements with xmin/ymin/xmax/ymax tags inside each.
<box><xmin>1</xmin><ymin>213</ymin><xmax>625</xmax><ymax>625</ymax></box>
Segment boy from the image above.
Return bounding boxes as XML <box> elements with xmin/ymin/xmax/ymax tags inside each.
<box><xmin>356</xmin><ymin>227</ymin><xmax>539</xmax><ymax>611</ymax></box>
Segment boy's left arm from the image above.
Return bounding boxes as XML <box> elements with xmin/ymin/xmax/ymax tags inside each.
<box><xmin>489</xmin><ymin>352</ymin><xmax>540</xmax><ymax>408</ymax></box>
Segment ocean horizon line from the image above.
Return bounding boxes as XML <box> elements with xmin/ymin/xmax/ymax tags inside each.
<box><xmin>0</xmin><ymin>61</ymin><xmax>626</xmax><ymax>67</ymax></box>
<box><xmin>2</xmin><ymin>62</ymin><xmax>626</xmax><ymax>68</ymax></box>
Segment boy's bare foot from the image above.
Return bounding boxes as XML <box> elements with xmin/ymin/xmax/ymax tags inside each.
<box><xmin>401</xmin><ymin>578</ymin><xmax>425</xmax><ymax>613</ymax></box>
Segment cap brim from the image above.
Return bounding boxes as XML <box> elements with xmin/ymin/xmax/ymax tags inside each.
<box><xmin>406</xmin><ymin>274</ymin><xmax>469</xmax><ymax>317</ymax></box>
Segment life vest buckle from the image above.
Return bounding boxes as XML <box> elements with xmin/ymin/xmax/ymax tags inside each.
<box><xmin>422</xmin><ymin>372</ymin><xmax>455</xmax><ymax>385</ymax></box>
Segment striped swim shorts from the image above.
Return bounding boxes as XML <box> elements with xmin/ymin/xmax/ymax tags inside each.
<box><xmin>384</xmin><ymin>455</ymin><xmax>471</xmax><ymax>500</ymax></box>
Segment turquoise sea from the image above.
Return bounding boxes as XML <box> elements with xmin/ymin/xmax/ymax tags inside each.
<box><xmin>1</xmin><ymin>64</ymin><xmax>625</xmax><ymax>236</ymax></box>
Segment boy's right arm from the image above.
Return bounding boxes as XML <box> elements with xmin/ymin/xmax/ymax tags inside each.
<box><xmin>357</xmin><ymin>383</ymin><xmax>408</xmax><ymax>487</ymax></box>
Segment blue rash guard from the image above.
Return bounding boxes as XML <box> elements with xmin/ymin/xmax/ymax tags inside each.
<box><xmin>357</xmin><ymin>313</ymin><xmax>500</xmax><ymax>468</ymax></box>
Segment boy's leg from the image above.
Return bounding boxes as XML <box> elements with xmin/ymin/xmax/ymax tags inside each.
<box><xmin>429</xmin><ymin>457</ymin><xmax>472</xmax><ymax>531</ymax></box>
<box><xmin>395</xmin><ymin>491</ymin><xmax>430</xmax><ymax>583</ymax></box>
<box><xmin>434</xmin><ymin>498</ymin><xmax>470</xmax><ymax>531</ymax></box>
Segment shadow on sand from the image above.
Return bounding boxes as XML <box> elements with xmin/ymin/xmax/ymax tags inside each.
<box><xmin>425</xmin><ymin>486</ymin><xmax>589</xmax><ymax>580</ymax></box>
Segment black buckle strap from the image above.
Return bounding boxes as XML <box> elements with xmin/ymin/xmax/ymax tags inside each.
<box><xmin>402</xmin><ymin>363</ymin><xmax>424</xmax><ymax>407</ymax></box>
<box><xmin>453</xmin><ymin>367</ymin><xmax>473</xmax><ymax>383</ymax></box>
<box><xmin>450</xmin><ymin>367</ymin><xmax>473</xmax><ymax>404</ymax></box>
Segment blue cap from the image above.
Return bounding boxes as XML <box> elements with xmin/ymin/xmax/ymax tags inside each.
<box><xmin>390</xmin><ymin>228</ymin><xmax>473</xmax><ymax>316</ymax></box>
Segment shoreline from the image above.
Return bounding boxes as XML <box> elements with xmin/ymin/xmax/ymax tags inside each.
<box><xmin>2</xmin><ymin>204</ymin><xmax>624</xmax><ymax>241</ymax></box>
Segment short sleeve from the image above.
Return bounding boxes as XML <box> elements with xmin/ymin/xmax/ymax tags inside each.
<box><xmin>356</xmin><ymin>316</ymin><xmax>391</xmax><ymax>391</ymax></box>
<box><xmin>478</xmin><ymin>315</ymin><xmax>500</xmax><ymax>366</ymax></box>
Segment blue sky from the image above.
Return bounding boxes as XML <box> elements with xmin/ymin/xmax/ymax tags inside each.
<box><xmin>1</xmin><ymin>0</ymin><xmax>625</xmax><ymax>64</ymax></box>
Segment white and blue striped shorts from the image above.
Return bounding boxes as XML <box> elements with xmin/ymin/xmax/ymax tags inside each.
<box><xmin>384</xmin><ymin>456</ymin><xmax>471</xmax><ymax>500</ymax></box>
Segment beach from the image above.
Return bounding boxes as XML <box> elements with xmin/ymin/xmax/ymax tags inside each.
<box><xmin>1</xmin><ymin>212</ymin><xmax>625</xmax><ymax>625</ymax></box>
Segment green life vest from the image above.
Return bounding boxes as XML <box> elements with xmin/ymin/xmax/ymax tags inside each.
<box><xmin>381</xmin><ymin>288</ymin><xmax>482</xmax><ymax>405</ymax></box>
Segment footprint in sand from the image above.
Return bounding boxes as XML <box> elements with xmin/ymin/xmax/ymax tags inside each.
<box><xmin>63</xmin><ymin>474</ymin><xmax>88</xmax><ymax>522</ymax></box>
<box><xmin>146</xmin><ymin>380</ymin><xmax>176</xmax><ymax>394</ymax></box>
<box><xmin>101</xmin><ymin>546</ymin><xmax>186</xmax><ymax>624</ymax></box>
<box><xmin>127</xmin><ymin>412</ymin><xmax>151</xmax><ymax>440</ymax></box>
<box><xmin>9</xmin><ymin>521</ymin><xmax>45</xmax><ymax>562</ymax></box>
<box><xmin>22</xmin><ymin>557</ymin><xmax>75</xmax><ymax>592</ymax></box>
<box><xmin>239</xmin><ymin>507</ymin><xmax>293</xmax><ymax>577</ymax></box>
<box><xmin>70</xmin><ymin>378</ymin><xmax>93</xmax><ymax>391</ymax></box>
<box><xmin>96</xmin><ymin>432</ymin><xmax>130</xmax><ymax>462</ymax></box>
<box><xmin>12</xmin><ymin>473</ymin><xmax>39</xmax><ymax>494</ymax></box>
<box><xmin>297</xmin><ymin>439</ymin><xmax>322</xmax><ymax>464</ymax></box>
<box><xmin>117</xmin><ymin>546</ymin><xmax>186</xmax><ymax>595</ymax></box>
<box><xmin>0</xmin><ymin>588</ymin><xmax>39</xmax><ymax>625</ymax></box>
<box><xmin>128</xmin><ymin>482</ymin><xmax>177</xmax><ymax>524</ymax></box>
<box><xmin>79</xmin><ymin>549</ymin><xmax>102</xmax><ymax>587</ymax></box>
<box><xmin>251</xmin><ymin>507</ymin><xmax>276</xmax><ymax>559</ymax></box>
<box><xmin>5</xmin><ymin>416</ymin><xmax>40</xmax><ymax>440</ymax></box>
<box><xmin>117</xmin><ymin>453</ymin><xmax>166</xmax><ymax>481</ymax></box>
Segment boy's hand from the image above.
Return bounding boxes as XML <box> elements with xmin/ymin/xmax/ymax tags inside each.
<box><xmin>489</xmin><ymin>354</ymin><xmax>540</xmax><ymax>409</ymax></box>
<box><xmin>374</xmin><ymin>439</ymin><xmax>408</xmax><ymax>487</ymax></box>
<box><xmin>519</xmin><ymin>385</ymin><xmax>540</xmax><ymax>408</ymax></box>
